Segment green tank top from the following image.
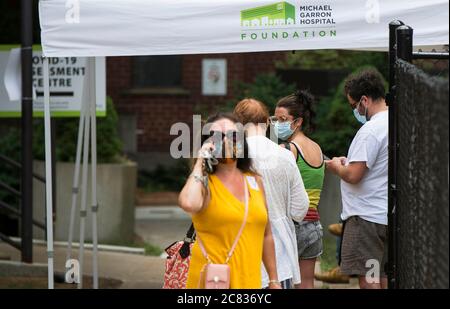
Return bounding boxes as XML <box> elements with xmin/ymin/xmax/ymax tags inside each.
<box><xmin>289</xmin><ymin>141</ymin><xmax>325</xmax><ymax>221</ymax></box>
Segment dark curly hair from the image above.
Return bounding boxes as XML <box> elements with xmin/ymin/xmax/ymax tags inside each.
<box><xmin>276</xmin><ymin>90</ymin><xmax>316</xmax><ymax>133</ymax></box>
<box><xmin>344</xmin><ymin>69</ymin><xmax>386</xmax><ymax>102</ymax></box>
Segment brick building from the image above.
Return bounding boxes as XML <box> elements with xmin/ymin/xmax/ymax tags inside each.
<box><xmin>107</xmin><ymin>52</ymin><xmax>287</xmax><ymax>170</ymax></box>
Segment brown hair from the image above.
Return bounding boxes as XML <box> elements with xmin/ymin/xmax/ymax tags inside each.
<box><xmin>277</xmin><ymin>90</ymin><xmax>316</xmax><ymax>133</ymax></box>
<box><xmin>233</xmin><ymin>98</ymin><xmax>269</xmax><ymax>125</ymax></box>
<box><xmin>344</xmin><ymin>68</ymin><xmax>386</xmax><ymax>102</ymax></box>
<box><xmin>198</xmin><ymin>112</ymin><xmax>256</xmax><ymax>175</ymax></box>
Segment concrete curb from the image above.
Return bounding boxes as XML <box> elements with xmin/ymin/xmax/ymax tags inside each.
<box><xmin>0</xmin><ymin>260</ymin><xmax>48</xmax><ymax>277</ymax></box>
<box><xmin>8</xmin><ymin>238</ymin><xmax>145</xmax><ymax>255</ymax></box>
<box><xmin>135</xmin><ymin>206</ymin><xmax>190</xmax><ymax>220</ymax></box>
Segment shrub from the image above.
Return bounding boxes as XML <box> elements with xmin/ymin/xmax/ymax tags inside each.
<box><xmin>277</xmin><ymin>50</ymin><xmax>389</xmax><ymax>80</ymax></box>
<box><xmin>138</xmin><ymin>159</ymin><xmax>191</xmax><ymax>193</ymax></box>
<box><xmin>311</xmin><ymin>66</ymin><xmax>388</xmax><ymax>157</ymax></box>
<box><xmin>215</xmin><ymin>73</ymin><xmax>296</xmax><ymax>114</ymax></box>
<box><xmin>32</xmin><ymin>97</ymin><xmax>123</xmax><ymax>163</ymax></box>
<box><xmin>0</xmin><ymin>97</ymin><xmax>123</xmax><ymax>203</ymax></box>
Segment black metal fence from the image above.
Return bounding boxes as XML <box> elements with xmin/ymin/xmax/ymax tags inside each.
<box><xmin>388</xmin><ymin>21</ymin><xmax>449</xmax><ymax>289</ymax></box>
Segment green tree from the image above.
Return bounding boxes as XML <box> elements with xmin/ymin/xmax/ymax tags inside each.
<box><xmin>311</xmin><ymin>66</ymin><xmax>388</xmax><ymax>158</ymax></box>
<box><xmin>222</xmin><ymin>73</ymin><xmax>296</xmax><ymax>113</ymax></box>
<box><xmin>277</xmin><ymin>50</ymin><xmax>388</xmax><ymax>80</ymax></box>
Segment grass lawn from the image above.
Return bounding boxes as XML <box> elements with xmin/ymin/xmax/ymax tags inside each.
<box><xmin>319</xmin><ymin>235</ymin><xmax>338</xmax><ymax>272</ymax></box>
<box><xmin>107</xmin><ymin>234</ymin><xmax>163</xmax><ymax>256</ymax></box>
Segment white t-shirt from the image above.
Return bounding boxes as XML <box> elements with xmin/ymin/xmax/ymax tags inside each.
<box><xmin>341</xmin><ymin>110</ymin><xmax>389</xmax><ymax>225</ymax></box>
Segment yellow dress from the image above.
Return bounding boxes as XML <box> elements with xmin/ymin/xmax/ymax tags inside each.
<box><xmin>186</xmin><ymin>172</ymin><xmax>268</xmax><ymax>289</ymax></box>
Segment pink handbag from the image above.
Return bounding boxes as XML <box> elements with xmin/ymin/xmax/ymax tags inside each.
<box><xmin>197</xmin><ymin>177</ymin><xmax>249</xmax><ymax>289</ymax></box>
<box><xmin>203</xmin><ymin>264</ymin><xmax>231</xmax><ymax>289</ymax></box>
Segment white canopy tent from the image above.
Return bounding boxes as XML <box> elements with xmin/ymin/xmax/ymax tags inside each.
<box><xmin>38</xmin><ymin>0</ymin><xmax>449</xmax><ymax>289</ymax></box>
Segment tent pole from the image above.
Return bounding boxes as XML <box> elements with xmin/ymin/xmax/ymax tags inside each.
<box><xmin>42</xmin><ymin>57</ymin><xmax>54</xmax><ymax>289</ymax></box>
<box><xmin>89</xmin><ymin>57</ymin><xmax>99</xmax><ymax>289</ymax></box>
<box><xmin>77</xmin><ymin>71</ymin><xmax>91</xmax><ymax>289</ymax></box>
<box><xmin>66</xmin><ymin>77</ymin><xmax>87</xmax><ymax>272</ymax></box>
<box><xmin>20</xmin><ymin>0</ymin><xmax>33</xmax><ymax>264</ymax></box>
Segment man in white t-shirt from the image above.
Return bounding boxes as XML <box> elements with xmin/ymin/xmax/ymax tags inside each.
<box><xmin>325</xmin><ymin>69</ymin><xmax>388</xmax><ymax>289</ymax></box>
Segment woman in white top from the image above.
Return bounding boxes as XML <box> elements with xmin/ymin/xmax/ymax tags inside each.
<box><xmin>234</xmin><ymin>98</ymin><xmax>310</xmax><ymax>288</ymax></box>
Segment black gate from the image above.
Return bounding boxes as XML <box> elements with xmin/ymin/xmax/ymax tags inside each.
<box><xmin>387</xmin><ymin>21</ymin><xmax>449</xmax><ymax>289</ymax></box>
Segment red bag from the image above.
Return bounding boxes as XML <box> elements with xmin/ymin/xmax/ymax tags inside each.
<box><xmin>163</xmin><ymin>224</ymin><xmax>195</xmax><ymax>289</ymax></box>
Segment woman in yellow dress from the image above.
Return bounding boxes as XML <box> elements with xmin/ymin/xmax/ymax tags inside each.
<box><xmin>178</xmin><ymin>113</ymin><xmax>281</xmax><ymax>289</ymax></box>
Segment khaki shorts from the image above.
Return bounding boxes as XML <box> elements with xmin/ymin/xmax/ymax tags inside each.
<box><xmin>340</xmin><ymin>216</ymin><xmax>388</xmax><ymax>277</ymax></box>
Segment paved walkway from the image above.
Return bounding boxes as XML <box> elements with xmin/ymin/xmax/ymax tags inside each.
<box><xmin>135</xmin><ymin>218</ymin><xmax>191</xmax><ymax>250</ymax></box>
<box><xmin>0</xmin><ymin>216</ymin><xmax>358</xmax><ymax>289</ymax></box>
<box><xmin>0</xmin><ymin>243</ymin><xmax>165</xmax><ymax>288</ymax></box>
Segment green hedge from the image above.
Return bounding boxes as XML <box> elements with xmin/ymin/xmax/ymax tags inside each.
<box><xmin>32</xmin><ymin>96</ymin><xmax>123</xmax><ymax>163</ymax></box>
<box><xmin>0</xmin><ymin>97</ymin><xmax>123</xmax><ymax>202</ymax></box>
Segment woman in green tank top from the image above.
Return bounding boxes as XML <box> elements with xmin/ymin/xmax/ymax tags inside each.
<box><xmin>271</xmin><ymin>90</ymin><xmax>325</xmax><ymax>289</ymax></box>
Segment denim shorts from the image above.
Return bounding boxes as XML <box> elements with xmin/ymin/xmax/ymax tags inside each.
<box><xmin>295</xmin><ymin>220</ymin><xmax>323</xmax><ymax>260</ymax></box>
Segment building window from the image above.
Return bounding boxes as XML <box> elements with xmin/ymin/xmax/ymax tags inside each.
<box><xmin>132</xmin><ymin>55</ymin><xmax>182</xmax><ymax>88</ymax></box>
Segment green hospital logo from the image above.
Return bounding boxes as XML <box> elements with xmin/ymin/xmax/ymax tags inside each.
<box><xmin>241</xmin><ymin>2</ymin><xmax>296</xmax><ymax>27</ymax></box>
<box><xmin>240</xmin><ymin>1</ymin><xmax>337</xmax><ymax>41</ymax></box>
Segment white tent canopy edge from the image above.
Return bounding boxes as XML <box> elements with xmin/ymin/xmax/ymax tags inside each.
<box><xmin>39</xmin><ymin>0</ymin><xmax>449</xmax><ymax>57</ymax></box>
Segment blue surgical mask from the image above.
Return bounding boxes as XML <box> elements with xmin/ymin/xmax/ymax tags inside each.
<box><xmin>353</xmin><ymin>100</ymin><xmax>368</xmax><ymax>124</ymax></box>
<box><xmin>274</xmin><ymin>121</ymin><xmax>295</xmax><ymax>141</ymax></box>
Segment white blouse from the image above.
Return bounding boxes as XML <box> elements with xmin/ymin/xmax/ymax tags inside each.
<box><xmin>246</xmin><ymin>135</ymin><xmax>309</xmax><ymax>286</ymax></box>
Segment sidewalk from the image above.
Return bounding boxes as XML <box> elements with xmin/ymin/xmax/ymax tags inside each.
<box><xmin>0</xmin><ymin>243</ymin><xmax>165</xmax><ymax>288</ymax></box>
<box><xmin>0</xmin><ymin>209</ymin><xmax>359</xmax><ymax>289</ymax></box>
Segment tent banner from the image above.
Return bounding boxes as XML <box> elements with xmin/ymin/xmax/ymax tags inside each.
<box><xmin>39</xmin><ymin>0</ymin><xmax>449</xmax><ymax>57</ymax></box>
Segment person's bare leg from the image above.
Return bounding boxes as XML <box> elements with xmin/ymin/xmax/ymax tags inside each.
<box><xmin>358</xmin><ymin>276</ymin><xmax>381</xmax><ymax>289</ymax></box>
<box><xmin>298</xmin><ymin>258</ymin><xmax>317</xmax><ymax>289</ymax></box>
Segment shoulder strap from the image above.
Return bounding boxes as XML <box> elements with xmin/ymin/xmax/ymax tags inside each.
<box><xmin>288</xmin><ymin>141</ymin><xmax>300</xmax><ymax>162</ymax></box>
<box><xmin>197</xmin><ymin>175</ymin><xmax>249</xmax><ymax>264</ymax></box>
<box><xmin>225</xmin><ymin>179</ymin><xmax>249</xmax><ymax>263</ymax></box>
<box><xmin>281</xmin><ymin>141</ymin><xmax>291</xmax><ymax>151</ymax></box>
<box><xmin>186</xmin><ymin>223</ymin><xmax>195</xmax><ymax>240</ymax></box>
<box><xmin>292</xmin><ymin>141</ymin><xmax>325</xmax><ymax>167</ymax></box>
<box><xmin>179</xmin><ymin>223</ymin><xmax>196</xmax><ymax>259</ymax></box>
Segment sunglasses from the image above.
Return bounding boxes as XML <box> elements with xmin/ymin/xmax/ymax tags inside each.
<box><xmin>208</xmin><ymin>130</ymin><xmax>238</xmax><ymax>143</ymax></box>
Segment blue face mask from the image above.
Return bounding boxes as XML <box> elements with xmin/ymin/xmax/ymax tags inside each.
<box><xmin>353</xmin><ymin>100</ymin><xmax>368</xmax><ymax>124</ymax></box>
<box><xmin>274</xmin><ymin>121</ymin><xmax>295</xmax><ymax>141</ymax></box>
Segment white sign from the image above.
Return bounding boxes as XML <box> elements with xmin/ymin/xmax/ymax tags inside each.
<box><xmin>0</xmin><ymin>47</ymin><xmax>106</xmax><ymax>117</ymax></box>
<box><xmin>202</xmin><ymin>59</ymin><xmax>227</xmax><ymax>96</ymax></box>
<box><xmin>39</xmin><ymin>0</ymin><xmax>448</xmax><ymax>57</ymax></box>
<box><xmin>3</xmin><ymin>48</ymin><xmax>24</xmax><ymax>101</ymax></box>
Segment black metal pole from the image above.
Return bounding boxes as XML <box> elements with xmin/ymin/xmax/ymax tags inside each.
<box><xmin>387</xmin><ymin>19</ymin><xmax>404</xmax><ymax>290</ymax></box>
<box><xmin>392</xmin><ymin>25</ymin><xmax>413</xmax><ymax>289</ymax></box>
<box><xmin>20</xmin><ymin>0</ymin><xmax>33</xmax><ymax>263</ymax></box>
<box><xmin>388</xmin><ymin>20</ymin><xmax>404</xmax><ymax>94</ymax></box>
<box><xmin>396</xmin><ymin>26</ymin><xmax>414</xmax><ymax>62</ymax></box>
